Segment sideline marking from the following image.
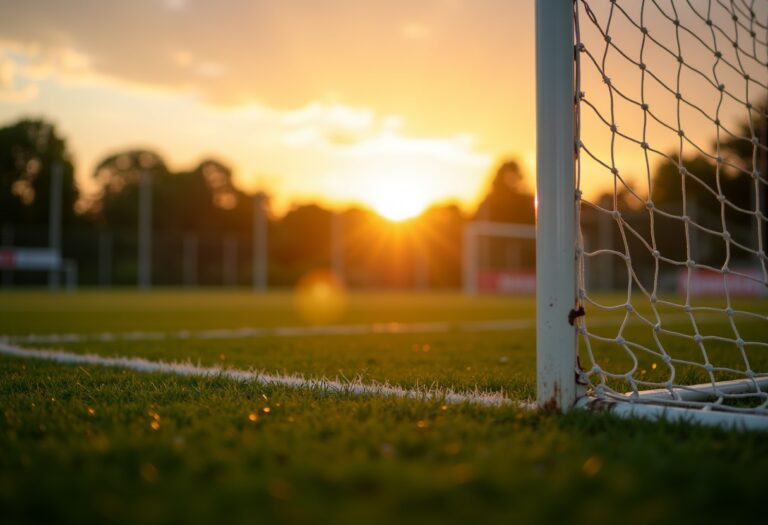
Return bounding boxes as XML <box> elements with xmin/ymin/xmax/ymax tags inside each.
<box><xmin>0</xmin><ymin>342</ymin><xmax>527</xmax><ymax>408</ymax></box>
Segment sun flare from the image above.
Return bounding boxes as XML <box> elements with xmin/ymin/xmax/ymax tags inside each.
<box><xmin>367</xmin><ymin>185</ymin><xmax>431</xmax><ymax>222</ymax></box>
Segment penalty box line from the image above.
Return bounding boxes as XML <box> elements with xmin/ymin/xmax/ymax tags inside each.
<box><xmin>0</xmin><ymin>312</ymin><xmax>741</xmax><ymax>345</ymax></box>
<box><xmin>0</xmin><ymin>341</ymin><xmax>528</xmax><ymax>409</ymax></box>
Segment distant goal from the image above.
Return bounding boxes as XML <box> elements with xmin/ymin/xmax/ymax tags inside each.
<box><xmin>535</xmin><ymin>0</ymin><xmax>768</xmax><ymax>429</ymax></box>
<box><xmin>462</xmin><ymin>221</ymin><xmax>535</xmax><ymax>295</ymax></box>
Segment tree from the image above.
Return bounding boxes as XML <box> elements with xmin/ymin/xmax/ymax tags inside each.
<box><xmin>89</xmin><ymin>149</ymin><xmax>170</xmax><ymax>230</ymax></box>
<box><xmin>474</xmin><ymin>160</ymin><xmax>535</xmax><ymax>224</ymax></box>
<box><xmin>0</xmin><ymin>118</ymin><xmax>78</xmax><ymax>229</ymax></box>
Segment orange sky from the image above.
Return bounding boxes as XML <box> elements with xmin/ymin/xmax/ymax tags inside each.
<box><xmin>0</xmin><ymin>0</ymin><xmax>764</xmax><ymax>219</ymax></box>
<box><xmin>0</xmin><ymin>0</ymin><xmax>537</xmax><ymax>218</ymax></box>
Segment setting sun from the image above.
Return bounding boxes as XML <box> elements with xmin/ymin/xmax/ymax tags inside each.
<box><xmin>367</xmin><ymin>185</ymin><xmax>431</xmax><ymax>222</ymax></box>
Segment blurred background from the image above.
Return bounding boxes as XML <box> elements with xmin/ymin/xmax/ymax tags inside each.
<box><xmin>0</xmin><ymin>0</ymin><xmax>763</xmax><ymax>295</ymax></box>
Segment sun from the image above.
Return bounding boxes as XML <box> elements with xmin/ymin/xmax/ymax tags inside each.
<box><xmin>368</xmin><ymin>187</ymin><xmax>430</xmax><ymax>222</ymax></box>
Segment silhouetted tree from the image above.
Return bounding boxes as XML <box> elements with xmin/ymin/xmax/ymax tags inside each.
<box><xmin>475</xmin><ymin>160</ymin><xmax>535</xmax><ymax>224</ymax></box>
<box><xmin>0</xmin><ymin>118</ymin><xmax>78</xmax><ymax>230</ymax></box>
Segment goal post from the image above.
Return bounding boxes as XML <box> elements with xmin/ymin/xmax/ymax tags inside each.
<box><xmin>535</xmin><ymin>0</ymin><xmax>768</xmax><ymax>429</ymax></box>
<box><xmin>535</xmin><ymin>0</ymin><xmax>579</xmax><ymax>411</ymax></box>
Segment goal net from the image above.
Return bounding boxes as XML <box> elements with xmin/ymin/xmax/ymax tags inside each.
<box><xmin>536</xmin><ymin>0</ymin><xmax>768</xmax><ymax>428</ymax></box>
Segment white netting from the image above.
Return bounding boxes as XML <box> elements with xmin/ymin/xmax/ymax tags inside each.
<box><xmin>574</xmin><ymin>0</ymin><xmax>768</xmax><ymax>413</ymax></box>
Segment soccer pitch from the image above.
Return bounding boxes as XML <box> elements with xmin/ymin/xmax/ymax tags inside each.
<box><xmin>1</xmin><ymin>291</ymin><xmax>766</xmax><ymax>524</ymax></box>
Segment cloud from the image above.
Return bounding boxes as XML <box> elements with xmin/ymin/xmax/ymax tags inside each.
<box><xmin>0</xmin><ymin>1</ymin><xmax>531</xmax><ymax>129</ymax></box>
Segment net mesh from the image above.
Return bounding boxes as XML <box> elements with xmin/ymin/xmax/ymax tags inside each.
<box><xmin>574</xmin><ymin>0</ymin><xmax>768</xmax><ymax>413</ymax></box>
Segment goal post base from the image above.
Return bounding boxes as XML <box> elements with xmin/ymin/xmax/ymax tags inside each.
<box><xmin>576</xmin><ymin>397</ymin><xmax>768</xmax><ymax>431</ymax></box>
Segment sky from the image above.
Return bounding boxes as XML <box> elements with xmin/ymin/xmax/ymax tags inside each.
<box><xmin>0</xmin><ymin>0</ymin><xmax>537</xmax><ymax>219</ymax></box>
<box><xmin>1</xmin><ymin>0</ymin><xmax>764</xmax><ymax>221</ymax></box>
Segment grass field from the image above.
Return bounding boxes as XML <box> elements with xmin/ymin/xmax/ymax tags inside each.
<box><xmin>1</xmin><ymin>290</ymin><xmax>767</xmax><ymax>524</ymax></box>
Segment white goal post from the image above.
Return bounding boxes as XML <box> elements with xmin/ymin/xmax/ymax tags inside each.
<box><xmin>535</xmin><ymin>0</ymin><xmax>768</xmax><ymax>429</ymax></box>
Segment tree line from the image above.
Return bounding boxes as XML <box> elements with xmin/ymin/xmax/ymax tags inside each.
<box><xmin>1</xmin><ymin>114</ymin><xmax>761</xmax><ymax>288</ymax></box>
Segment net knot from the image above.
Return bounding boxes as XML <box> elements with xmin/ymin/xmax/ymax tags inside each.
<box><xmin>686</xmin><ymin>259</ymin><xmax>695</xmax><ymax>268</ymax></box>
<box><xmin>640</xmin><ymin>103</ymin><xmax>649</xmax><ymax>110</ymax></box>
<box><xmin>652</xmin><ymin>249</ymin><xmax>660</xmax><ymax>258</ymax></box>
<box><xmin>615</xmin><ymin>336</ymin><xmax>626</xmax><ymax>345</ymax></box>
<box><xmin>704</xmin><ymin>363</ymin><xmax>714</xmax><ymax>373</ymax></box>
<box><xmin>694</xmin><ymin>334</ymin><xmax>703</xmax><ymax>344</ymax></box>
<box><xmin>640</xmin><ymin>141</ymin><xmax>649</xmax><ymax>150</ymax></box>
<box><xmin>639</xmin><ymin>62</ymin><xmax>647</xmax><ymax>71</ymax></box>
<box><xmin>568</xmin><ymin>306</ymin><xmax>586</xmax><ymax>326</ymax></box>
<box><xmin>736</xmin><ymin>338</ymin><xmax>745</xmax><ymax>347</ymax></box>
<box><xmin>725</xmin><ymin>307</ymin><xmax>734</xmax><ymax>316</ymax></box>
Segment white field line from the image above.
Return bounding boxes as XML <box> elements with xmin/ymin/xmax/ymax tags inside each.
<box><xmin>0</xmin><ymin>342</ymin><xmax>527</xmax><ymax>408</ymax></box>
<box><xmin>0</xmin><ymin>319</ymin><xmax>536</xmax><ymax>344</ymax></box>
<box><xmin>0</xmin><ymin>312</ymin><xmax>756</xmax><ymax>345</ymax></box>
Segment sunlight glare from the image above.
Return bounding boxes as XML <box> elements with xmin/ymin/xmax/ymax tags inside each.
<box><xmin>368</xmin><ymin>183</ymin><xmax>430</xmax><ymax>222</ymax></box>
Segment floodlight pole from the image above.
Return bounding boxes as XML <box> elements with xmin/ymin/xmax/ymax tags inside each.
<box><xmin>137</xmin><ymin>170</ymin><xmax>152</xmax><ymax>290</ymax></box>
<box><xmin>252</xmin><ymin>193</ymin><xmax>267</xmax><ymax>292</ymax></box>
<box><xmin>98</xmin><ymin>230</ymin><xmax>112</xmax><ymax>287</ymax></box>
<box><xmin>535</xmin><ymin>0</ymin><xmax>578</xmax><ymax>411</ymax></box>
<box><xmin>331</xmin><ymin>211</ymin><xmax>344</xmax><ymax>281</ymax></box>
<box><xmin>223</xmin><ymin>234</ymin><xmax>237</xmax><ymax>287</ymax></box>
<box><xmin>183</xmin><ymin>232</ymin><xmax>198</xmax><ymax>287</ymax></box>
<box><xmin>1</xmin><ymin>224</ymin><xmax>13</xmax><ymax>288</ymax></box>
<box><xmin>48</xmin><ymin>162</ymin><xmax>63</xmax><ymax>290</ymax></box>
<box><xmin>462</xmin><ymin>224</ymin><xmax>478</xmax><ymax>295</ymax></box>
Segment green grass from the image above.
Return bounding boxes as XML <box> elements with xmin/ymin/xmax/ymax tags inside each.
<box><xmin>1</xmin><ymin>290</ymin><xmax>767</xmax><ymax>524</ymax></box>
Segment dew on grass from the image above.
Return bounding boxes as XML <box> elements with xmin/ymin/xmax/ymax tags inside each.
<box><xmin>248</xmin><ymin>413</ymin><xmax>258</xmax><ymax>422</ymax></box>
<box><xmin>262</xmin><ymin>407</ymin><xmax>271</xmax><ymax>414</ymax></box>
<box><xmin>150</xmin><ymin>420</ymin><xmax>160</xmax><ymax>431</ymax></box>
